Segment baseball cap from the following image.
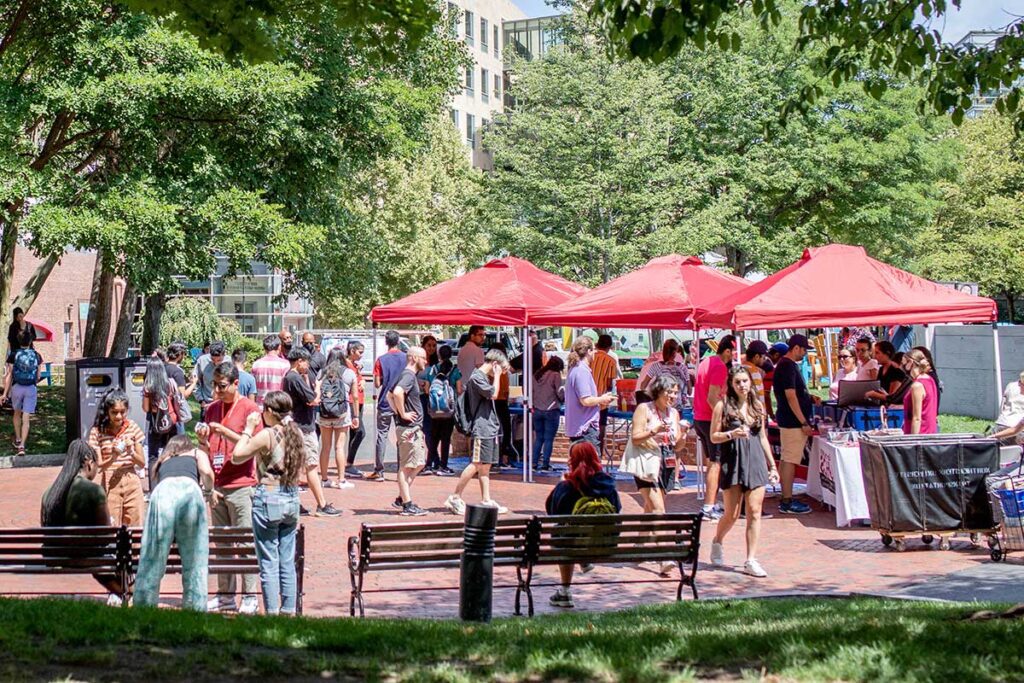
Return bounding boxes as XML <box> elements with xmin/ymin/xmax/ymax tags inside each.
<box><xmin>746</xmin><ymin>340</ymin><xmax>768</xmax><ymax>356</ymax></box>
<box><xmin>770</xmin><ymin>342</ymin><xmax>790</xmax><ymax>355</ymax></box>
<box><xmin>786</xmin><ymin>334</ymin><xmax>810</xmax><ymax>350</ymax></box>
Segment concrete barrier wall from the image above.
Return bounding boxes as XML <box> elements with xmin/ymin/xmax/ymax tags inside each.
<box><xmin>931</xmin><ymin>324</ymin><xmax>1024</xmax><ymax>420</ymax></box>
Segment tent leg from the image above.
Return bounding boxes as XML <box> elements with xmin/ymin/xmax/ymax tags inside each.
<box><xmin>692</xmin><ymin>321</ymin><xmax>704</xmax><ymax>502</ymax></box>
<box><xmin>824</xmin><ymin>329</ymin><xmax>833</xmax><ymax>386</ymax></box>
<box><xmin>522</xmin><ymin>326</ymin><xmax>532</xmax><ymax>484</ymax></box>
<box><xmin>994</xmin><ymin>323</ymin><xmax>1003</xmax><ymax>421</ymax></box>
<box><xmin>924</xmin><ymin>324</ymin><xmax>933</xmax><ymax>352</ymax></box>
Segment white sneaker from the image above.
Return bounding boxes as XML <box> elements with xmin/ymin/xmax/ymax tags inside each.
<box><xmin>106</xmin><ymin>593</ymin><xmax>122</xmax><ymax>607</ymax></box>
<box><xmin>658</xmin><ymin>561</ymin><xmax>675</xmax><ymax>577</ymax></box>
<box><xmin>480</xmin><ymin>499</ymin><xmax>508</xmax><ymax>514</ymax></box>
<box><xmin>444</xmin><ymin>494</ymin><xmax>466</xmax><ymax>515</ymax></box>
<box><xmin>239</xmin><ymin>595</ymin><xmax>259</xmax><ymax>615</ymax></box>
<box><xmin>710</xmin><ymin>541</ymin><xmax>725</xmax><ymax>566</ymax></box>
<box><xmin>549</xmin><ymin>587</ymin><xmax>574</xmax><ymax>608</ymax></box>
<box><xmin>207</xmin><ymin>596</ymin><xmax>237</xmax><ymax>612</ymax></box>
<box><xmin>743</xmin><ymin>559</ymin><xmax>768</xmax><ymax>578</ymax></box>
<box><xmin>336</xmin><ymin>480</ymin><xmax>355</xmax><ymax>490</ymax></box>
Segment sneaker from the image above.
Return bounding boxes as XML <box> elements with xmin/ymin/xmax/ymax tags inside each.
<box><xmin>239</xmin><ymin>595</ymin><xmax>259</xmax><ymax>615</ymax></box>
<box><xmin>420</xmin><ymin>468</ymin><xmax>435</xmax><ymax>476</ymax></box>
<box><xmin>336</xmin><ymin>480</ymin><xmax>355</xmax><ymax>490</ymax></box>
<box><xmin>322</xmin><ymin>479</ymin><xmax>337</xmax><ymax>489</ymax></box>
<box><xmin>401</xmin><ymin>502</ymin><xmax>428</xmax><ymax>516</ymax></box>
<box><xmin>701</xmin><ymin>506</ymin><xmax>722</xmax><ymax>522</ymax></box>
<box><xmin>710</xmin><ymin>541</ymin><xmax>725</xmax><ymax>566</ymax></box>
<box><xmin>106</xmin><ymin>593</ymin><xmax>123</xmax><ymax>607</ymax></box>
<box><xmin>365</xmin><ymin>471</ymin><xmax>386</xmax><ymax>482</ymax></box>
<box><xmin>549</xmin><ymin>588</ymin><xmax>574</xmax><ymax>609</ymax></box>
<box><xmin>444</xmin><ymin>494</ymin><xmax>466</xmax><ymax>515</ymax></box>
<box><xmin>579</xmin><ymin>563</ymin><xmax>595</xmax><ymax>574</ymax></box>
<box><xmin>743</xmin><ymin>559</ymin><xmax>768</xmax><ymax>578</ymax></box>
<box><xmin>345</xmin><ymin>466</ymin><xmax>364</xmax><ymax>479</ymax></box>
<box><xmin>480</xmin><ymin>499</ymin><xmax>509</xmax><ymax>514</ymax></box>
<box><xmin>438</xmin><ymin>467</ymin><xmax>456</xmax><ymax>477</ymax></box>
<box><xmin>391</xmin><ymin>496</ymin><xmax>404</xmax><ymax>510</ymax></box>
<box><xmin>713</xmin><ymin>502</ymin><xmax>725</xmax><ymax>514</ymax></box>
<box><xmin>299</xmin><ymin>505</ymin><xmax>311</xmax><ymax>516</ymax></box>
<box><xmin>16</xmin><ymin>445</ymin><xmax>25</xmax><ymax>456</ymax></box>
<box><xmin>779</xmin><ymin>499</ymin><xmax>812</xmax><ymax>515</ymax></box>
<box><xmin>317</xmin><ymin>503</ymin><xmax>343</xmax><ymax>517</ymax></box>
<box><xmin>207</xmin><ymin>596</ymin><xmax>237</xmax><ymax>612</ymax></box>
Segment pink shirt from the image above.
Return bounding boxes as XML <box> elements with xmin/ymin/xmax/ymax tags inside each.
<box><xmin>694</xmin><ymin>356</ymin><xmax>727</xmax><ymax>421</ymax></box>
<box><xmin>903</xmin><ymin>374</ymin><xmax>938</xmax><ymax>435</ymax></box>
<box><xmin>251</xmin><ymin>354</ymin><xmax>291</xmax><ymax>407</ymax></box>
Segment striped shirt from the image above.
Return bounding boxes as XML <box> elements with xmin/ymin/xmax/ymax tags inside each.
<box><xmin>591</xmin><ymin>350</ymin><xmax>618</xmax><ymax>395</ymax></box>
<box><xmin>742</xmin><ymin>360</ymin><xmax>766</xmax><ymax>407</ymax></box>
<box><xmin>88</xmin><ymin>420</ymin><xmax>145</xmax><ymax>470</ymax></box>
<box><xmin>251</xmin><ymin>353</ymin><xmax>291</xmax><ymax>407</ymax></box>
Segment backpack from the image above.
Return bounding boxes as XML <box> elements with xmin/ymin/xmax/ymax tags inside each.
<box><xmin>453</xmin><ymin>389</ymin><xmax>477</xmax><ymax>436</ymax></box>
<box><xmin>571</xmin><ymin>495</ymin><xmax>617</xmax><ymax>516</ymax></box>
<box><xmin>564</xmin><ymin>495</ymin><xmax>619</xmax><ymax>552</ymax></box>
<box><xmin>319</xmin><ymin>376</ymin><xmax>348</xmax><ymax>419</ymax></box>
<box><xmin>149</xmin><ymin>386</ymin><xmax>178</xmax><ymax>435</ymax></box>
<box><xmin>11</xmin><ymin>349</ymin><xmax>38</xmax><ymax>386</ymax></box>
<box><xmin>428</xmin><ymin>368</ymin><xmax>455</xmax><ymax>419</ymax></box>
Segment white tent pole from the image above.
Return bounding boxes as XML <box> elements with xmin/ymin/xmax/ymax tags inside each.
<box><xmin>925</xmin><ymin>324</ymin><xmax>934</xmax><ymax>351</ymax></box>
<box><xmin>824</xmin><ymin>328</ymin><xmax>834</xmax><ymax>385</ymax></box>
<box><xmin>693</xmin><ymin>320</ymin><xmax>705</xmax><ymax>502</ymax></box>
<box><xmin>994</xmin><ymin>323</ymin><xmax>1003</xmax><ymax>421</ymax></box>
<box><xmin>523</xmin><ymin>326</ymin><xmax>532</xmax><ymax>483</ymax></box>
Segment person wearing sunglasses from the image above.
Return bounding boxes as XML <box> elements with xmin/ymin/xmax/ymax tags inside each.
<box><xmin>829</xmin><ymin>349</ymin><xmax>859</xmax><ymax>401</ymax></box>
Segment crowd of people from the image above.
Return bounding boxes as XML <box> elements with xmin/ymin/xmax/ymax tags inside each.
<box><xmin>33</xmin><ymin>322</ymin><xmax>952</xmax><ymax>613</ymax></box>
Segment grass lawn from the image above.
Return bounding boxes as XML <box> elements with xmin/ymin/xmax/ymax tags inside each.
<box><xmin>0</xmin><ymin>384</ymin><xmax>66</xmax><ymax>456</ymax></box>
<box><xmin>1</xmin><ymin>597</ymin><xmax>1023</xmax><ymax>681</ymax></box>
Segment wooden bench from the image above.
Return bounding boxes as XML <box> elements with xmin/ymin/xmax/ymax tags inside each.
<box><xmin>0</xmin><ymin>526</ymin><xmax>132</xmax><ymax>602</ymax></box>
<box><xmin>347</xmin><ymin>518</ymin><xmax>531</xmax><ymax>617</ymax></box>
<box><xmin>127</xmin><ymin>525</ymin><xmax>307</xmax><ymax>614</ymax></box>
<box><xmin>516</xmin><ymin>512</ymin><xmax>702</xmax><ymax>616</ymax></box>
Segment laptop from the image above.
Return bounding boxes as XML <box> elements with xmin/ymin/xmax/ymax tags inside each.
<box><xmin>837</xmin><ymin>379</ymin><xmax>881</xmax><ymax>408</ymax></box>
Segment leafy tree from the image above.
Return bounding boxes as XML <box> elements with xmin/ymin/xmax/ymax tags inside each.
<box><xmin>485</xmin><ymin>7</ymin><xmax>953</xmax><ymax>283</ymax></box>
<box><xmin>158</xmin><ymin>296</ymin><xmax>225</xmax><ymax>351</ymax></box>
<box><xmin>587</xmin><ymin>0</ymin><xmax>1024</xmax><ymax>132</ymax></box>
<box><xmin>916</xmin><ymin>113</ymin><xmax>1024</xmax><ymax>321</ymax></box>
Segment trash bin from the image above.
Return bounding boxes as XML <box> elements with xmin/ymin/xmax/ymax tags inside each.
<box><xmin>860</xmin><ymin>433</ymin><xmax>999</xmax><ymax>548</ymax></box>
<box><xmin>121</xmin><ymin>358</ymin><xmax>149</xmax><ymax>446</ymax></box>
<box><xmin>65</xmin><ymin>358</ymin><xmax>123</xmax><ymax>444</ymax></box>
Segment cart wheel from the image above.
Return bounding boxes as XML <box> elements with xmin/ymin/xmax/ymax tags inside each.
<box><xmin>970</xmin><ymin>533</ymin><xmax>981</xmax><ymax>547</ymax></box>
<box><xmin>988</xmin><ymin>535</ymin><xmax>999</xmax><ymax>550</ymax></box>
<box><xmin>894</xmin><ymin>538</ymin><xmax>906</xmax><ymax>552</ymax></box>
<box><xmin>991</xmin><ymin>548</ymin><xmax>1005</xmax><ymax>562</ymax></box>
<box><xmin>881</xmin><ymin>534</ymin><xmax>893</xmax><ymax>547</ymax></box>
<box><xmin>921</xmin><ymin>534</ymin><xmax>934</xmax><ymax>545</ymax></box>
<box><xmin>939</xmin><ymin>537</ymin><xmax>951</xmax><ymax>551</ymax></box>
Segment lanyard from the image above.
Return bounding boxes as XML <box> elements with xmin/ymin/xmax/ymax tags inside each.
<box><xmin>211</xmin><ymin>399</ymin><xmax>240</xmax><ymax>458</ymax></box>
<box><xmin>654</xmin><ymin>406</ymin><xmax>672</xmax><ymax>447</ymax></box>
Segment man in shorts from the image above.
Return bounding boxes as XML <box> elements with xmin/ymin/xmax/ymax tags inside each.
<box><xmin>1</xmin><ymin>328</ymin><xmax>41</xmax><ymax>455</ymax></box>
<box><xmin>282</xmin><ymin>347</ymin><xmax>341</xmax><ymax>517</ymax></box>
<box><xmin>445</xmin><ymin>348</ymin><xmax>511</xmax><ymax>515</ymax></box>
<box><xmin>772</xmin><ymin>334</ymin><xmax>819</xmax><ymax>515</ymax></box>
<box><xmin>388</xmin><ymin>346</ymin><xmax>429</xmax><ymax>516</ymax></box>
<box><xmin>692</xmin><ymin>335</ymin><xmax>735</xmax><ymax>521</ymax></box>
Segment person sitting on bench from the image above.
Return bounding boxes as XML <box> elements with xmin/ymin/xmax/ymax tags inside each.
<box><xmin>544</xmin><ymin>441</ymin><xmax>621</xmax><ymax>609</ymax></box>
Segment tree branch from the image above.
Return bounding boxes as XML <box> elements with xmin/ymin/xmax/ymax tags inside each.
<box><xmin>0</xmin><ymin>0</ymin><xmax>34</xmax><ymax>61</ymax></box>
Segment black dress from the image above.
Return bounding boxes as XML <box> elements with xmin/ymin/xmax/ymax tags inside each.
<box><xmin>718</xmin><ymin>414</ymin><xmax>770</xmax><ymax>492</ymax></box>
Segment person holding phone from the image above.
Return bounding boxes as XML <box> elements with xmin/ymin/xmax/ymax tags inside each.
<box><xmin>87</xmin><ymin>389</ymin><xmax>146</xmax><ymax>527</ymax></box>
<box><xmin>709</xmin><ymin>366</ymin><xmax>778</xmax><ymax>578</ymax></box>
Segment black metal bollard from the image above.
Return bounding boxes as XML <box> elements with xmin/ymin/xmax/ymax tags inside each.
<box><xmin>460</xmin><ymin>503</ymin><xmax>498</xmax><ymax>622</ymax></box>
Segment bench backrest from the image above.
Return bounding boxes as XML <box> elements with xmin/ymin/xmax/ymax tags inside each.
<box><xmin>526</xmin><ymin>513</ymin><xmax>701</xmax><ymax>566</ymax></box>
<box><xmin>352</xmin><ymin>518</ymin><xmax>531</xmax><ymax>572</ymax></box>
<box><xmin>127</xmin><ymin>526</ymin><xmax>260</xmax><ymax>574</ymax></box>
<box><xmin>0</xmin><ymin>526</ymin><xmax>128</xmax><ymax>575</ymax></box>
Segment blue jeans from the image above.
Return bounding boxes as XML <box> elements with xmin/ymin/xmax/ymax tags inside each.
<box><xmin>251</xmin><ymin>485</ymin><xmax>300</xmax><ymax>615</ymax></box>
<box><xmin>532</xmin><ymin>408</ymin><xmax>561</xmax><ymax>469</ymax></box>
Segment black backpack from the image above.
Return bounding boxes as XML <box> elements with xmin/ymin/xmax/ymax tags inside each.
<box><xmin>319</xmin><ymin>376</ymin><xmax>349</xmax><ymax>419</ymax></box>
<box><xmin>453</xmin><ymin>389</ymin><xmax>476</xmax><ymax>436</ymax></box>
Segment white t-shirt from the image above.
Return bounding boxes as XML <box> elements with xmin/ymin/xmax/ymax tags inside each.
<box><xmin>856</xmin><ymin>359</ymin><xmax>879</xmax><ymax>381</ymax></box>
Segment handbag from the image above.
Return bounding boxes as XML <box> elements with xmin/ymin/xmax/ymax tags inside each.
<box><xmin>620</xmin><ymin>436</ymin><xmax>661</xmax><ymax>481</ymax></box>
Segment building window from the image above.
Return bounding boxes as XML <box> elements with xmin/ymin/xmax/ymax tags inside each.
<box><xmin>447</xmin><ymin>2</ymin><xmax>459</xmax><ymax>36</ymax></box>
<box><xmin>450</xmin><ymin>108</ymin><xmax>459</xmax><ymax>127</ymax></box>
<box><xmin>493</xmin><ymin>73</ymin><xmax>501</xmax><ymax>100</ymax></box>
<box><xmin>464</xmin><ymin>10</ymin><xmax>474</xmax><ymax>45</ymax></box>
<box><xmin>466</xmin><ymin>114</ymin><xmax>476</xmax><ymax>148</ymax></box>
<box><xmin>465</xmin><ymin>66</ymin><xmax>474</xmax><ymax>97</ymax></box>
<box><xmin>494</xmin><ymin>24</ymin><xmax>500</xmax><ymax>57</ymax></box>
<box><xmin>481</xmin><ymin>67</ymin><xmax>489</xmax><ymax>103</ymax></box>
<box><xmin>481</xmin><ymin>18</ymin><xmax>488</xmax><ymax>52</ymax></box>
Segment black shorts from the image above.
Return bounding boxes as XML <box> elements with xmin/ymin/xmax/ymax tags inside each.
<box><xmin>471</xmin><ymin>436</ymin><xmax>500</xmax><ymax>465</ymax></box>
<box><xmin>693</xmin><ymin>420</ymin><xmax>721</xmax><ymax>463</ymax></box>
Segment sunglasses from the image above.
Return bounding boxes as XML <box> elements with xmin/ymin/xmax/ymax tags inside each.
<box><xmin>214</xmin><ymin>381</ymin><xmax>233</xmax><ymax>390</ymax></box>
<box><xmin>838</xmin><ymin>354</ymin><xmax>852</xmax><ymax>359</ymax></box>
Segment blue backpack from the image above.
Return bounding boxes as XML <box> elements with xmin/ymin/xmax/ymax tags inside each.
<box><xmin>12</xmin><ymin>349</ymin><xmax>38</xmax><ymax>386</ymax></box>
<box><xmin>428</xmin><ymin>367</ymin><xmax>455</xmax><ymax>419</ymax></box>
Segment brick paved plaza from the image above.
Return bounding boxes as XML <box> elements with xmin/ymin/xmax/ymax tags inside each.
<box><xmin>0</xmin><ymin>460</ymin><xmax>1004</xmax><ymax>618</ymax></box>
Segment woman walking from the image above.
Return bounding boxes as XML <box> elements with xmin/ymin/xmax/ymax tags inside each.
<box><xmin>229</xmin><ymin>391</ymin><xmax>304</xmax><ymax>615</ymax></box>
<box><xmin>902</xmin><ymin>349</ymin><xmax>939</xmax><ymax>435</ymax></box>
<box><xmin>318</xmin><ymin>347</ymin><xmax>358</xmax><ymax>490</ymax></box>
<box><xmin>142</xmin><ymin>356</ymin><xmax>179</xmax><ymax>491</ymax></box>
<box><xmin>88</xmin><ymin>389</ymin><xmax>146</xmax><ymax>527</ymax></box>
<box><xmin>709</xmin><ymin>366</ymin><xmax>778</xmax><ymax>578</ymax></box>
<box><xmin>134</xmin><ymin>435</ymin><xmax>214</xmax><ymax>610</ymax></box>
<box><xmin>621</xmin><ymin>375</ymin><xmax>688</xmax><ymax>575</ymax></box>
<box><xmin>532</xmin><ymin>356</ymin><xmax>564</xmax><ymax>471</ymax></box>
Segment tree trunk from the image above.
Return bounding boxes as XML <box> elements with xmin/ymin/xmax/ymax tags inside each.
<box><xmin>0</xmin><ymin>207</ymin><xmax>23</xmax><ymax>369</ymax></box>
<box><xmin>83</xmin><ymin>250</ymin><xmax>115</xmax><ymax>357</ymax></box>
<box><xmin>110</xmin><ymin>280</ymin><xmax>137</xmax><ymax>358</ymax></box>
<box><xmin>649</xmin><ymin>329</ymin><xmax>664</xmax><ymax>355</ymax></box>
<box><xmin>11</xmin><ymin>252</ymin><xmax>60</xmax><ymax>314</ymax></box>
<box><xmin>140</xmin><ymin>292</ymin><xmax>166</xmax><ymax>356</ymax></box>
<box><xmin>1007</xmin><ymin>291</ymin><xmax>1018</xmax><ymax>324</ymax></box>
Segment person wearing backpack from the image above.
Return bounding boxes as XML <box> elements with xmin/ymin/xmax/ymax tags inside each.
<box><xmin>317</xmin><ymin>347</ymin><xmax>358</xmax><ymax>491</ymax></box>
<box><xmin>544</xmin><ymin>441</ymin><xmax>621</xmax><ymax>609</ymax></box>
<box><xmin>142</xmin><ymin>356</ymin><xmax>180</xmax><ymax>491</ymax></box>
<box><xmin>423</xmin><ymin>343</ymin><xmax>461</xmax><ymax>476</ymax></box>
<box><xmin>0</xmin><ymin>327</ymin><xmax>42</xmax><ymax>456</ymax></box>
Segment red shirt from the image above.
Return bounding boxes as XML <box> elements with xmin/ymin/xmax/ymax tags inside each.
<box><xmin>205</xmin><ymin>396</ymin><xmax>262</xmax><ymax>489</ymax></box>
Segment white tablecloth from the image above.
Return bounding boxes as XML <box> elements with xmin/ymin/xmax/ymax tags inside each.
<box><xmin>807</xmin><ymin>437</ymin><xmax>869</xmax><ymax>527</ymax></box>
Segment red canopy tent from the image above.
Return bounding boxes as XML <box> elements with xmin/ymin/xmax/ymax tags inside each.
<box><xmin>529</xmin><ymin>255</ymin><xmax>749</xmax><ymax>328</ymax></box>
<box><xmin>369</xmin><ymin>257</ymin><xmax>587</xmax><ymax>326</ymax></box>
<box><xmin>695</xmin><ymin>244</ymin><xmax>998</xmax><ymax>330</ymax></box>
